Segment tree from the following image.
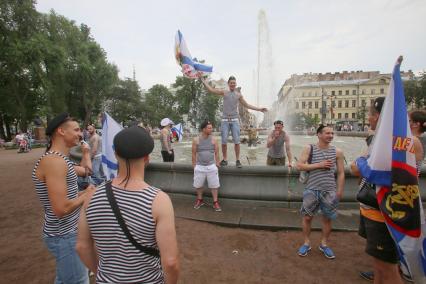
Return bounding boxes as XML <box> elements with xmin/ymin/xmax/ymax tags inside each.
<box><xmin>0</xmin><ymin>0</ymin><xmax>45</xmax><ymax>136</ymax></box>
<box><xmin>105</xmin><ymin>78</ymin><xmax>144</xmax><ymax>126</ymax></box>
<box><xmin>404</xmin><ymin>76</ymin><xmax>425</xmax><ymax>109</ymax></box>
<box><xmin>144</xmin><ymin>84</ymin><xmax>179</xmax><ymax>127</ymax></box>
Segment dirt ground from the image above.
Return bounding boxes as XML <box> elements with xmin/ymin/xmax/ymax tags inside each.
<box><xmin>0</xmin><ymin>148</ymin><xmax>373</xmax><ymax>284</ymax></box>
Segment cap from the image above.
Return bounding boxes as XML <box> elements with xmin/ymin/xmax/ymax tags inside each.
<box><xmin>160</xmin><ymin>118</ymin><xmax>174</xmax><ymax>127</ymax></box>
<box><xmin>274</xmin><ymin>120</ymin><xmax>283</xmax><ymax>125</ymax></box>
<box><xmin>373</xmin><ymin>97</ymin><xmax>385</xmax><ymax>114</ymax></box>
<box><xmin>113</xmin><ymin>126</ymin><xmax>154</xmax><ymax>159</ymax></box>
<box><xmin>46</xmin><ymin>113</ymin><xmax>71</xmax><ymax>136</ymax></box>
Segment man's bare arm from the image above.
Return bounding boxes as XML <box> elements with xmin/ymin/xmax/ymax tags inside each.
<box><xmin>335</xmin><ymin>148</ymin><xmax>345</xmax><ymax>199</ymax></box>
<box><xmin>285</xmin><ymin>134</ymin><xmax>293</xmax><ymax>167</ymax></box>
<box><xmin>239</xmin><ymin>96</ymin><xmax>267</xmax><ymax>112</ymax></box>
<box><xmin>200</xmin><ymin>77</ymin><xmax>224</xmax><ymax>96</ymax></box>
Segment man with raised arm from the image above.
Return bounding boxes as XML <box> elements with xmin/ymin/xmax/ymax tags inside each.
<box><xmin>201</xmin><ymin>75</ymin><xmax>267</xmax><ymax>168</ymax></box>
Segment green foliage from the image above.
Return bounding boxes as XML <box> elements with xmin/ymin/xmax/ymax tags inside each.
<box><xmin>172</xmin><ymin>76</ymin><xmax>221</xmax><ymax>128</ymax></box>
<box><xmin>144</xmin><ymin>84</ymin><xmax>180</xmax><ymax>127</ymax></box>
<box><xmin>404</xmin><ymin>76</ymin><xmax>425</xmax><ymax>109</ymax></box>
<box><xmin>105</xmin><ymin>78</ymin><xmax>145</xmax><ymax>126</ymax></box>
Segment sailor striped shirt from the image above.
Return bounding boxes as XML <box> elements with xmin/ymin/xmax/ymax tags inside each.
<box><xmin>32</xmin><ymin>151</ymin><xmax>80</xmax><ymax>237</ymax></box>
<box><xmin>86</xmin><ymin>183</ymin><xmax>164</xmax><ymax>283</ymax></box>
<box><xmin>306</xmin><ymin>144</ymin><xmax>337</xmax><ymax>191</ymax></box>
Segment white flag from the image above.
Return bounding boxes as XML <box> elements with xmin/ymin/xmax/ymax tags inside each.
<box><xmin>101</xmin><ymin>112</ymin><xmax>123</xmax><ymax>180</ymax></box>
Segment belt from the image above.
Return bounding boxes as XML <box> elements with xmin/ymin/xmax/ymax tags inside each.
<box><xmin>222</xmin><ymin>118</ymin><xmax>239</xmax><ymax>122</ymax></box>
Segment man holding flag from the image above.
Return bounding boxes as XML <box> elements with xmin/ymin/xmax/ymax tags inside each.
<box><xmin>352</xmin><ymin>56</ymin><xmax>426</xmax><ymax>283</ymax></box>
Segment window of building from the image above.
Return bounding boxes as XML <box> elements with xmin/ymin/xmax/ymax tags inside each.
<box><xmin>345</xmin><ymin>113</ymin><xmax>349</xmax><ymax>119</ymax></box>
<box><xmin>352</xmin><ymin>100</ymin><xmax>356</xmax><ymax>107</ymax></box>
<box><xmin>361</xmin><ymin>99</ymin><xmax>366</xmax><ymax>106</ymax></box>
<box><xmin>338</xmin><ymin>100</ymin><xmax>342</xmax><ymax>108</ymax></box>
<box><xmin>338</xmin><ymin>90</ymin><xmax>342</xmax><ymax>95</ymax></box>
<box><xmin>315</xmin><ymin>101</ymin><xmax>319</xmax><ymax>108</ymax></box>
<box><xmin>296</xmin><ymin>102</ymin><xmax>299</xmax><ymax>109</ymax></box>
<box><xmin>308</xmin><ymin>101</ymin><xmax>312</xmax><ymax>108</ymax></box>
<box><xmin>362</xmin><ymin>89</ymin><xmax>365</xmax><ymax>95</ymax></box>
<box><xmin>345</xmin><ymin>90</ymin><xmax>349</xmax><ymax>95</ymax></box>
<box><xmin>352</xmin><ymin>113</ymin><xmax>356</xmax><ymax>119</ymax></box>
<box><xmin>331</xmin><ymin>90</ymin><xmax>335</xmax><ymax>96</ymax></box>
<box><xmin>379</xmin><ymin>79</ymin><xmax>386</xmax><ymax>84</ymax></box>
<box><xmin>352</xmin><ymin>90</ymin><xmax>356</xmax><ymax>95</ymax></box>
<box><xmin>380</xmin><ymin>88</ymin><xmax>384</xmax><ymax>94</ymax></box>
<box><xmin>371</xmin><ymin>89</ymin><xmax>375</xmax><ymax>95</ymax></box>
<box><xmin>345</xmin><ymin>100</ymin><xmax>349</xmax><ymax>108</ymax></box>
<box><xmin>302</xmin><ymin>102</ymin><xmax>306</xmax><ymax>109</ymax></box>
<box><xmin>332</xmin><ymin>113</ymin><xmax>335</xmax><ymax>119</ymax></box>
<box><xmin>370</xmin><ymin>99</ymin><xmax>374</xmax><ymax>106</ymax></box>
<box><xmin>331</xmin><ymin>101</ymin><xmax>336</xmax><ymax>108</ymax></box>
<box><xmin>338</xmin><ymin>113</ymin><xmax>342</xmax><ymax>119</ymax></box>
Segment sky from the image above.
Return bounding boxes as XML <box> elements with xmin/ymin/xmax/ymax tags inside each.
<box><xmin>35</xmin><ymin>0</ymin><xmax>426</xmax><ymax>107</ymax></box>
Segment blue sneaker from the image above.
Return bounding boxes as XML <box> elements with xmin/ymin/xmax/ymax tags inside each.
<box><xmin>297</xmin><ymin>244</ymin><xmax>311</xmax><ymax>257</ymax></box>
<box><xmin>319</xmin><ymin>245</ymin><xmax>335</xmax><ymax>259</ymax></box>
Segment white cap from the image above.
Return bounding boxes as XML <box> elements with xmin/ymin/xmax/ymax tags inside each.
<box><xmin>160</xmin><ymin>118</ymin><xmax>174</xmax><ymax>127</ymax></box>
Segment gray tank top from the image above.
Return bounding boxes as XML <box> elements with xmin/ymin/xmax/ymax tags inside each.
<box><xmin>160</xmin><ymin>129</ymin><xmax>172</xmax><ymax>151</ymax></box>
<box><xmin>196</xmin><ymin>136</ymin><xmax>215</xmax><ymax>166</ymax></box>
<box><xmin>267</xmin><ymin>131</ymin><xmax>286</xmax><ymax>158</ymax></box>
<box><xmin>222</xmin><ymin>90</ymin><xmax>241</xmax><ymax>119</ymax></box>
<box><xmin>306</xmin><ymin>144</ymin><xmax>337</xmax><ymax>191</ymax></box>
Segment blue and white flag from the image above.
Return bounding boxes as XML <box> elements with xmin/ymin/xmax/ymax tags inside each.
<box><xmin>171</xmin><ymin>123</ymin><xmax>183</xmax><ymax>142</ymax></box>
<box><xmin>101</xmin><ymin>112</ymin><xmax>123</xmax><ymax>180</ymax></box>
<box><xmin>356</xmin><ymin>56</ymin><xmax>426</xmax><ymax>282</ymax></box>
<box><xmin>174</xmin><ymin>30</ymin><xmax>213</xmax><ymax>79</ymax></box>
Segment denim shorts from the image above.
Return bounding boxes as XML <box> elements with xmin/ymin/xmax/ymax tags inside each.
<box><xmin>301</xmin><ymin>189</ymin><xmax>338</xmax><ymax>219</ymax></box>
<box><xmin>221</xmin><ymin>121</ymin><xmax>240</xmax><ymax>145</ymax></box>
<box><xmin>43</xmin><ymin>232</ymin><xmax>89</xmax><ymax>284</ymax></box>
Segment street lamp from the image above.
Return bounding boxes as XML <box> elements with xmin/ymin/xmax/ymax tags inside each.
<box><xmin>320</xmin><ymin>86</ymin><xmax>326</xmax><ymax>125</ymax></box>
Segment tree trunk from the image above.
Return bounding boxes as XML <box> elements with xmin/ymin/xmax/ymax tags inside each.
<box><xmin>0</xmin><ymin>114</ymin><xmax>6</xmax><ymax>140</ymax></box>
<box><xmin>5</xmin><ymin>116</ymin><xmax>12</xmax><ymax>141</ymax></box>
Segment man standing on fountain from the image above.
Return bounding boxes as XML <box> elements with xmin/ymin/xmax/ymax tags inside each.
<box><xmin>200</xmin><ymin>75</ymin><xmax>267</xmax><ymax>168</ymax></box>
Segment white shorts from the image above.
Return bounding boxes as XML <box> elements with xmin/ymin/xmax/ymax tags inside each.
<box><xmin>193</xmin><ymin>164</ymin><xmax>220</xmax><ymax>189</ymax></box>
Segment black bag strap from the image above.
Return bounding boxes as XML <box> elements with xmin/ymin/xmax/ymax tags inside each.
<box><xmin>105</xmin><ymin>181</ymin><xmax>160</xmax><ymax>258</ymax></box>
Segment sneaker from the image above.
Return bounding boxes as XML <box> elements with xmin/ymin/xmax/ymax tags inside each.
<box><xmin>220</xmin><ymin>160</ymin><xmax>228</xmax><ymax>167</ymax></box>
<box><xmin>236</xmin><ymin>160</ymin><xmax>242</xmax><ymax>168</ymax></box>
<box><xmin>193</xmin><ymin>199</ymin><xmax>205</xmax><ymax>209</ymax></box>
<box><xmin>319</xmin><ymin>244</ymin><xmax>335</xmax><ymax>259</ymax></box>
<box><xmin>213</xmin><ymin>201</ymin><xmax>222</xmax><ymax>212</ymax></box>
<box><xmin>297</xmin><ymin>244</ymin><xmax>311</xmax><ymax>257</ymax></box>
<box><xmin>359</xmin><ymin>271</ymin><xmax>374</xmax><ymax>282</ymax></box>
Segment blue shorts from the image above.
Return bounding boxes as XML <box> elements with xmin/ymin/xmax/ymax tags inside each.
<box><xmin>300</xmin><ymin>189</ymin><xmax>339</xmax><ymax>220</ymax></box>
<box><xmin>221</xmin><ymin>121</ymin><xmax>240</xmax><ymax>145</ymax></box>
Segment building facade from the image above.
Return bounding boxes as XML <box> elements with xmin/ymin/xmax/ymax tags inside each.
<box><xmin>275</xmin><ymin>70</ymin><xmax>414</xmax><ymax>130</ymax></box>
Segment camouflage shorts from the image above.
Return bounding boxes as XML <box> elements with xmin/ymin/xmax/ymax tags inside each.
<box><xmin>301</xmin><ymin>189</ymin><xmax>338</xmax><ymax>219</ymax></box>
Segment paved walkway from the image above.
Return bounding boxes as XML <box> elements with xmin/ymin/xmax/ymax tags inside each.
<box><xmin>170</xmin><ymin>193</ymin><xmax>361</xmax><ymax>232</ymax></box>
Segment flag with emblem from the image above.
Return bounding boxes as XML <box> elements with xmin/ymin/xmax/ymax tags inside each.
<box><xmin>356</xmin><ymin>56</ymin><xmax>426</xmax><ymax>282</ymax></box>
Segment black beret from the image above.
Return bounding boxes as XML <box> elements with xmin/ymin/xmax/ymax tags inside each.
<box><xmin>46</xmin><ymin>113</ymin><xmax>71</xmax><ymax>136</ymax></box>
<box><xmin>113</xmin><ymin>126</ymin><xmax>154</xmax><ymax>159</ymax></box>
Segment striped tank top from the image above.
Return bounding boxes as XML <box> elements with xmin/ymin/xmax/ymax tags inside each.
<box><xmin>32</xmin><ymin>151</ymin><xmax>80</xmax><ymax>237</ymax></box>
<box><xmin>86</xmin><ymin>183</ymin><xmax>164</xmax><ymax>284</ymax></box>
<box><xmin>306</xmin><ymin>144</ymin><xmax>337</xmax><ymax>191</ymax></box>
